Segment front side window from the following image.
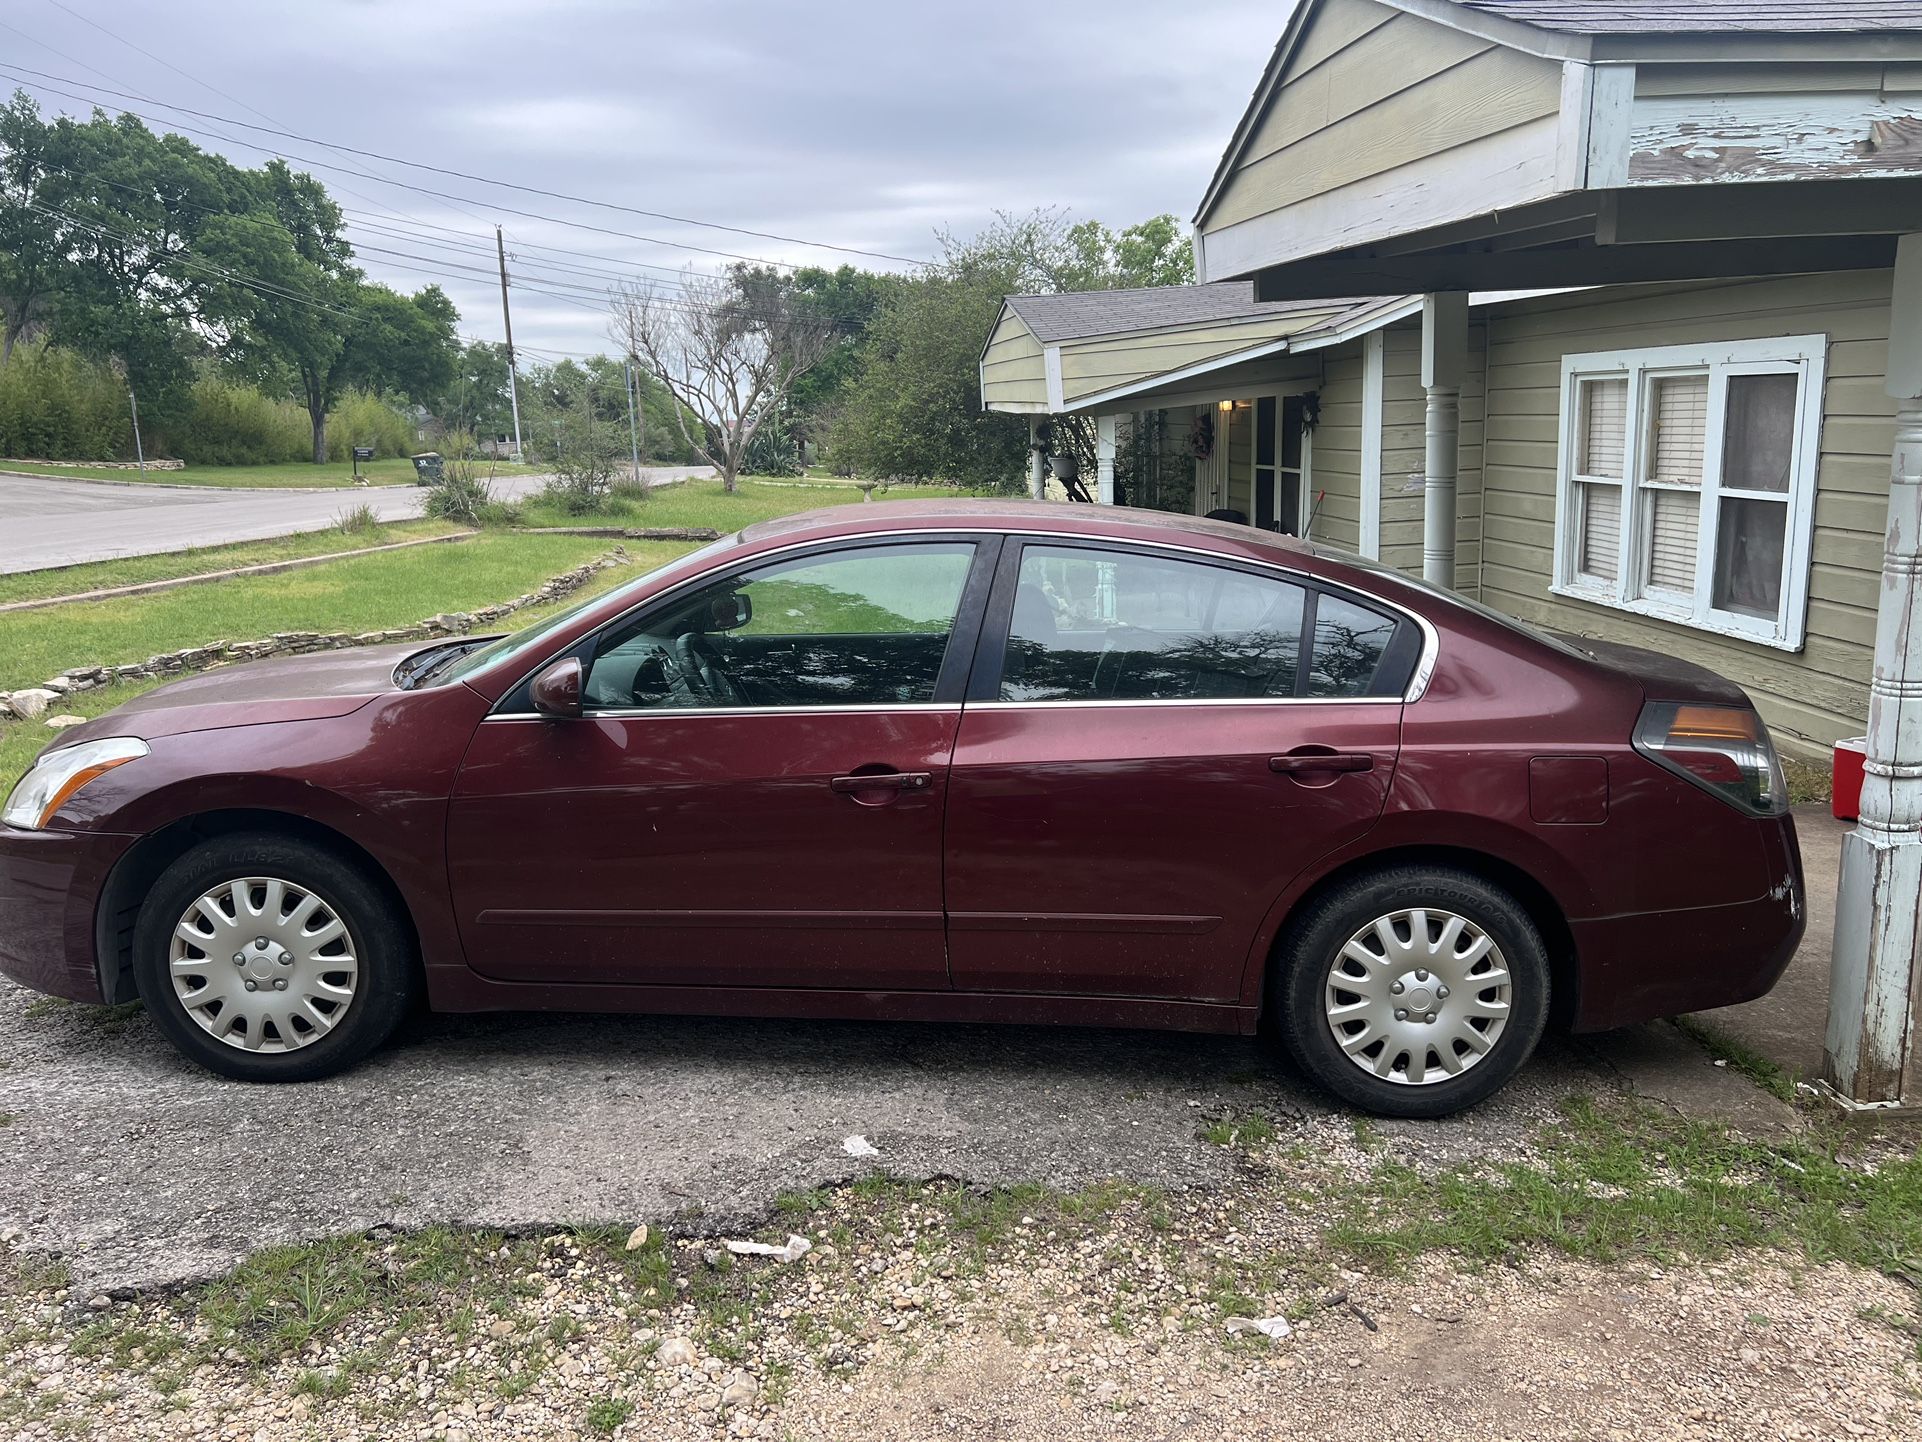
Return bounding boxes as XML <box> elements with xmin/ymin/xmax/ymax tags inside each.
<box><xmin>998</xmin><ymin>545</ymin><xmax>1404</xmax><ymax>703</ymax></box>
<box><xmin>585</xmin><ymin>542</ymin><xmax>975</xmax><ymax>710</ymax></box>
<box><xmin>1554</xmin><ymin>336</ymin><xmax>1824</xmax><ymax>650</ymax></box>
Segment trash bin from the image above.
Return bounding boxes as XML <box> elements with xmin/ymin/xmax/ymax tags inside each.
<box><xmin>410</xmin><ymin>452</ymin><xmax>444</xmax><ymax>485</ymax></box>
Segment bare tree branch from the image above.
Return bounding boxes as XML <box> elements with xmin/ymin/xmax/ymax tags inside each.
<box><xmin>609</xmin><ymin>270</ymin><xmax>835</xmax><ymax>492</ymax></box>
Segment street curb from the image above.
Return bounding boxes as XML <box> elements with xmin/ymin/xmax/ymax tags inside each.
<box><xmin>0</xmin><ymin>468</ymin><xmax>422</xmax><ymax>495</ymax></box>
<box><xmin>0</xmin><ymin>530</ymin><xmax>481</xmax><ymax>615</ymax></box>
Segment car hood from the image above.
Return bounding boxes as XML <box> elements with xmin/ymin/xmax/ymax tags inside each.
<box><xmin>55</xmin><ymin>642</ymin><xmax>432</xmax><ymax>746</ymax></box>
<box><xmin>1553</xmin><ymin>634</ymin><xmax>1752</xmax><ymax>708</ymax></box>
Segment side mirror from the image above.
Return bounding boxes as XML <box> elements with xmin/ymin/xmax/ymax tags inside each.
<box><xmin>529</xmin><ymin>656</ymin><xmax>583</xmax><ymax>719</ymax></box>
<box><xmin>706</xmin><ymin>593</ymin><xmax>752</xmax><ymax>630</ymax></box>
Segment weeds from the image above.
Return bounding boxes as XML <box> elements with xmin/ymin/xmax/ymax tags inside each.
<box><xmin>1674</xmin><ymin>1016</ymin><xmax>1799</xmax><ymax>1101</ymax></box>
<box><xmin>332</xmin><ymin>503</ymin><xmax>380</xmax><ymax>536</ymax></box>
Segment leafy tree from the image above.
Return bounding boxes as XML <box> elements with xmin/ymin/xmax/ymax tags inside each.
<box><xmin>828</xmin><ymin>209</ymin><xmax>1193</xmax><ymax>489</ymax></box>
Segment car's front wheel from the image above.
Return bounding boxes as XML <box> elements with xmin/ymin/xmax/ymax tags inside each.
<box><xmin>132</xmin><ymin>833</ymin><xmax>416</xmax><ymax>1081</ymax></box>
<box><xmin>1275</xmin><ymin>866</ymin><xmax>1550</xmax><ymax>1118</ymax></box>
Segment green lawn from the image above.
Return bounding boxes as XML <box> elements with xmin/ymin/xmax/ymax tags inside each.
<box><xmin>515</xmin><ymin>476</ymin><xmax>978</xmax><ymax>532</ymax></box>
<box><xmin>0</xmin><ymin>520</ymin><xmax>467</xmax><ymax>607</ymax></box>
<box><xmin>0</xmin><ymin>458</ymin><xmax>540</xmax><ymax>489</ymax></box>
<box><xmin>0</xmin><ymin>532</ymin><xmax>689</xmax><ymax>696</ymax></box>
<box><xmin>0</xmin><ymin>540</ymin><xmax>681</xmax><ymax>790</ymax></box>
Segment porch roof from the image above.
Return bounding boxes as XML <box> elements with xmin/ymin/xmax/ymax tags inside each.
<box><xmin>1194</xmin><ymin>0</ymin><xmax>1922</xmax><ymax>299</ymax></box>
<box><xmin>979</xmin><ymin>284</ymin><xmax>1409</xmax><ymax>415</ymax></box>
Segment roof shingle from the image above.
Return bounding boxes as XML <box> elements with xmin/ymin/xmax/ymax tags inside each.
<box><xmin>1456</xmin><ymin>1</ymin><xmax>1922</xmax><ymax>34</ymax></box>
<box><xmin>1003</xmin><ymin>283</ymin><xmax>1357</xmax><ymax>344</ymax></box>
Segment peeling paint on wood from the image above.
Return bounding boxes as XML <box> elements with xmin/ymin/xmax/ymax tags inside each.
<box><xmin>1628</xmin><ymin>93</ymin><xmax>1922</xmax><ymax>184</ymax></box>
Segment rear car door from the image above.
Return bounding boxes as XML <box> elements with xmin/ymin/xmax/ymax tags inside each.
<box><xmin>447</xmin><ymin>536</ymin><xmax>994</xmax><ymax>990</ymax></box>
<box><xmin>943</xmin><ymin>539</ymin><xmax>1413</xmax><ymax>1002</ymax></box>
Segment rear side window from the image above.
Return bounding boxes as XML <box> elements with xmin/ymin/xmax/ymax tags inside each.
<box><xmin>997</xmin><ymin>544</ymin><xmax>1409</xmax><ymax>703</ymax></box>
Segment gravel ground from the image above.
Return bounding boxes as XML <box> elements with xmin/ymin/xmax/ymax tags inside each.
<box><xmin>2</xmin><ymin>1177</ymin><xmax>1916</xmax><ymax>1441</ymax></box>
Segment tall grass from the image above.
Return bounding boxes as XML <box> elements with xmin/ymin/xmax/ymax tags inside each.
<box><xmin>325</xmin><ymin>390</ymin><xmax>417</xmax><ymax>461</ymax></box>
<box><xmin>172</xmin><ymin>377</ymin><xmax>310</xmax><ymax>465</ymax></box>
<box><xmin>0</xmin><ymin>343</ymin><xmax>130</xmax><ymax>461</ymax></box>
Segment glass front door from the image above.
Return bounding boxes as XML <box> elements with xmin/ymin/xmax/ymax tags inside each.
<box><xmin>1253</xmin><ymin>395</ymin><xmax>1306</xmax><ymax>535</ymax></box>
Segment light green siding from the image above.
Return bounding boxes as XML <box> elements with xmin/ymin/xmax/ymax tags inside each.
<box><xmin>1311</xmin><ymin>344</ymin><xmax>1364</xmax><ymax>553</ymax></box>
<box><xmin>1204</xmin><ymin>0</ymin><xmax>1563</xmax><ymax>237</ymax></box>
<box><xmin>981</xmin><ymin>308</ymin><xmax>1047</xmax><ymax>409</ymax></box>
<box><xmin>1479</xmin><ymin>270</ymin><xmax>1894</xmax><ymax>755</ymax></box>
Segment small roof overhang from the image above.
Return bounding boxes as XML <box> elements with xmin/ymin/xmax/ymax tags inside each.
<box><xmin>978</xmin><ymin>285</ymin><xmax>1414</xmax><ymax>416</ymax></box>
<box><xmin>1195</xmin><ymin>0</ymin><xmax>1922</xmax><ymax>299</ymax></box>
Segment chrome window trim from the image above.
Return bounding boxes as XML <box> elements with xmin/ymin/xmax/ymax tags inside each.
<box><xmin>486</xmin><ymin>702</ymin><xmax>961</xmax><ymax>722</ymax></box>
<box><xmin>487</xmin><ymin>524</ymin><xmax>1441</xmax><ymax>714</ymax></box>
<box><xmin>969</xmin><ymin>695</ymin><xmax>1402</xmax><ymax>711</ymax></box>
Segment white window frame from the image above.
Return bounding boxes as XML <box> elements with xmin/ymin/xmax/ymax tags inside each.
<box><xmin>1551</xmin><ymin>334</ymin><xmax>1826</xmax><ymax>652</ymax></box>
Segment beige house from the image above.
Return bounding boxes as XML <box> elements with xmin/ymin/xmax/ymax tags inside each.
<box><xmin>982</xmin><ymin>0</ymin><xmax>1922</xmax><ymax>763</ymax></box>
<box><xmin>983</xmin><ymin>0</ymin><xmax>1922</xmax><ymax>1109</ymax></box>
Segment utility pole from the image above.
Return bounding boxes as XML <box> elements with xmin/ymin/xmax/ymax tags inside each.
<box><xmin>127</xmin><ymin>387</ymin><xmax>146</xmax><ymax>480</ymax></box>
<box><xmin>623</xmin><ymin>360</ymin><xmax>642</xmax><ymax>486</ymax></box>
<box><xmin>496</xmin><ymin>225</ymin><xmax>525</xmax><ymax>463</ymax></box>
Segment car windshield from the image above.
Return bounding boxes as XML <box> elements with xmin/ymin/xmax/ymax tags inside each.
<box><xmin>432</xmin><ymin>535</ymin><xmax>743</xmax><ymax>687</ymax></box>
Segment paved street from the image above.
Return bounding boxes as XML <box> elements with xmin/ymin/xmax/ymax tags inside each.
<box><xmin>0</xmin><ymin>467</ymin><xmax>711</xmax><ymax>575</ymax></box>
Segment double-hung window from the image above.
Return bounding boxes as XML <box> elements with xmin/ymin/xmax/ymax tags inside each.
<box><xmin>1552</xmin><ymin>335</ymin><xmax>1825</xmax><ymax>650</ymax></box>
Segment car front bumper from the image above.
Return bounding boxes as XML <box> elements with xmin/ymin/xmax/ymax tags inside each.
<box><xmin>0</xmin><ymin>823</ymin><xmax>136</xmax><ymax>1004</ymax></box>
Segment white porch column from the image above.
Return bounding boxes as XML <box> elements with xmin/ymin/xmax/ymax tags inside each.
<box><xmin>1420</xmin><ymin>293</ymin><xmax>1469</xmax><ymax>588</ymax></box>
<box><xmin>1827</xmin><ymin>232</ymin><xmax>1922</xmax><ymax>1112</ymax></box>
<box><xmin>1096</xmin><ymin>414</ymin><xmax>1118</xmax><ymax>504</ymax></box>
<box><xmin>1028</xmin><ymin>416</ymin><xmax>1048</xmax><ymax>502</ymax></box>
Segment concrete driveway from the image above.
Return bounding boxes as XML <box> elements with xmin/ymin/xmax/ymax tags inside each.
<box><xmin>0</xmin><ymin>981</ymin><xmax>1786</xmax><ymax>1293</ymax></box>
<box><xmin>0</xmin><ymin>467</ymin><xmax>711</xmax><ymax>574</ymax></box>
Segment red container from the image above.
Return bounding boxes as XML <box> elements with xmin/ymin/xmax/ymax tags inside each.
<box><xmin>1834</xmin><ymin>736</ymin><xmax>1868</xmax><ymax>821</ymax></box>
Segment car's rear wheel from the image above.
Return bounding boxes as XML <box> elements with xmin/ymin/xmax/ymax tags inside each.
<box><xmin>131</xmin><ymin>833</ymin><xmax>416</xmax><ymax>1082</ymax></box>
<box><xmin>1274</xmin><ymin>866</ymin><xmax>1550</xmax><ymax>1118</ymax></box>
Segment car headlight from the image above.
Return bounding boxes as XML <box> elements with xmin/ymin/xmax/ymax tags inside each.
<box><xmin>2</xmin><ymin>738</ymin><xmax>149</xmax><ymax>831</ymax></box>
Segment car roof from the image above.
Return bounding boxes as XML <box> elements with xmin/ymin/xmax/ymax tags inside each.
<box><xmin>738</xmin><ymin>497</ymin><xmax>1319</xmax><ymax>559</ymax></box>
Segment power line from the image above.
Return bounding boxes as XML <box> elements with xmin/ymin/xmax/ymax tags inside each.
<box><xmin>15</xmin><ymin>157</ymin><xmax>896</xmax><ymax>329</ymax></box>
<box><xmin>0</xmin><ymin>60</ymin><xmax>930</xmax><ymax>268</ymax></box>
<box><xmin>38</xmin><ymin>0</ymin><xmax>492</xmax><ymax>228</ymax></box>
<box><xmin>6</xmin><ymin>10</ymin><xmax>490</xmax><ymax>246</ymax></box>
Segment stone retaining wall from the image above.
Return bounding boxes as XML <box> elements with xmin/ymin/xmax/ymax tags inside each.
<box><xmin>0</xmin><ymin>549</ymin><xmax>629</xmax><ymax>724</ymax></box>
<box><xmin>2</xmin><ymin>457</ymin><xmax>186</xmax><ymax>471</ymax></box>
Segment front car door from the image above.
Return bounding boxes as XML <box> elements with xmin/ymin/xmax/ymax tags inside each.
<box><xmin>447</xmin><ymin>536</ymin><xmax>994</xmax><ymax>991</ymax></box>
<box><xmin>943</xmin><ymin>539</ymin><xmax>1416</xmax><ymax>1002</ymax></box>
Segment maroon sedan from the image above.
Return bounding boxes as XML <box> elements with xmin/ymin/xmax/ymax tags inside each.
<box><xmin>0</xmin><ymin>501</ymin><xmax>1803</xmax><ymax>1116</ymax></box>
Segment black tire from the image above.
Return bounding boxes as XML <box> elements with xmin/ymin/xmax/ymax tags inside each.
<box><xmin>131</xmin><ymin>833</ymin><xmax>417</xmax><ymax>1082</ymax></box>
<box><xmin>1273</xmin><ymin>865</ymin><xmax>1550</xmax><ymax>1119</ymax></box>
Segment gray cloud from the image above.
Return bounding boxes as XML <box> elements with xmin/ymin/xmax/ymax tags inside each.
<box><xmin>11</xmin><ymin>0</ymin><xmax>1287</xmax><ymax>357</ymax></box>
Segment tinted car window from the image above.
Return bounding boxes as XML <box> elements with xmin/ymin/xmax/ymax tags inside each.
<box><xmin>585</xmin><ymin>542</ymin><xmax>974</xmax><ymax>710</ymax></box>
<box><xmin>1307</xmin><ymin>592</ymin><xmax>1400</xmax><ymax>698</ymax></box>
<box><xmin>1001</xmin><ymin>546</ymin><xmax>1307</xmax><ymax>702</ymax></box>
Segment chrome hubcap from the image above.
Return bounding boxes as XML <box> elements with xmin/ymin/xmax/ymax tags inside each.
<box><xmin>1323</xmin><ymin>908</ymin><xmax>1511</xmax><ymax>1087</ymax></box>
<box><xmin>168</xmin><ymin>876</ymin><xmax>359</xmax><ymax>1053</ymax></box>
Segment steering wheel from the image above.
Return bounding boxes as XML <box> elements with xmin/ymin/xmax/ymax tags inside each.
<box><xmin>675</xmin><ymin>631</ymin><xmax>746</xmax><ymax>706</ymax></box>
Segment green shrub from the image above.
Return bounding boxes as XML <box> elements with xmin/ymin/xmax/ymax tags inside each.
<box><xmin>0</xmin><ymin>343</ymin><xmax>130</xmax><ymax>461</ymax></box>
<box><xmin>324</xmin><ymin>390</ymin><xmax>417</xmax><ymax>462</ymax></box>
<box><xmin>172</xmin><ymin>377</ymin><xmax>309</xmax><ymax>465</ymax></box>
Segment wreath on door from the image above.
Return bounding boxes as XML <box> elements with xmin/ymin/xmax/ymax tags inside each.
<box><xmin>1189</xmin><ymin>410</ymin><xmax>1216</xmax><ymax>461</ymax></box>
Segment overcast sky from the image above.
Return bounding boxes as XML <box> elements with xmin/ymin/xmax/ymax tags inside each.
<box><xmin>6</xmin><ymin>0</ymin><xmax>1289</xmax><ymax>360</ymax></box>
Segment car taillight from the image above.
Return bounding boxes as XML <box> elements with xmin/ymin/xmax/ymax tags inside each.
<box><xmin>1633</xmin><ymin>702</ymin><xmax>1788</xmax><ymax>817</ymax></box>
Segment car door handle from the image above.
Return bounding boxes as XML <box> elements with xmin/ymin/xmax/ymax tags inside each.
<box><xmin>830</xmin><ymin>772</ymin><xmax>933</xmax><ymax>793</ymax></box>
<box><xmin>1268</xmin><ymin>752</ymin><xmax>1373</xmax><ymax>774</ymax></box>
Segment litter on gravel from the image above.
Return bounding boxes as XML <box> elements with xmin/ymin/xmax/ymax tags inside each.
<box><xmin>843</xmin><ymin>1135</ymin><xmax>881</xmax><ymax>1157</ymax></box>
<box><xmin>1224</xmin><ymin>1315</ymin><xmax>1293</xmax><ymax>1339</ymax></box>
<box><xmin>724</xmin><ymin>1233</ymin><xmax>813</xmax><ymax>1263</ymax></box>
